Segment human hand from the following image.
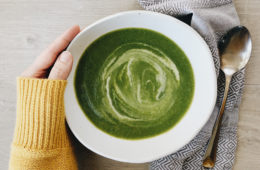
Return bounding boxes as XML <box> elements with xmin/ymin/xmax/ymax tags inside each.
<box><xmin>21</xmin><ymin>25</ymin><xmax>80</xmax><ymax>80</ymax></box>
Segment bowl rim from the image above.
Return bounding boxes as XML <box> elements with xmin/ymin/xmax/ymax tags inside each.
<box><xmin>65</xmin><ymin>10</ymin><xmax>217</xmax><ymax>163</ymax></box>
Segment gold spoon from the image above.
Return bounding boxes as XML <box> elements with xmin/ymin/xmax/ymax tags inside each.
<box><xmin>202</xmin><ymin>26</ymin><xmax>252</xmax><ymax>168</ymax></box>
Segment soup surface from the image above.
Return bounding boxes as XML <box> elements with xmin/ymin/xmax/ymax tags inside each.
<box><xmin>74</xmin><ymin>28</ymin><xmax>194</xmax><ymax>139</ymax></box>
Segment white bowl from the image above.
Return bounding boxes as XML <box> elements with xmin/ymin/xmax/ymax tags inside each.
<box><xmin>65</xmin><ymin>10</ymin><xmax>217</xmax><ymax>163</ymax></box>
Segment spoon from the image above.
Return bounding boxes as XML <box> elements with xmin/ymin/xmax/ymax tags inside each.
<box><xmin>202</xmin><ymin>26</ymin><xmax>252</xmax><ymax>168</ymax></box>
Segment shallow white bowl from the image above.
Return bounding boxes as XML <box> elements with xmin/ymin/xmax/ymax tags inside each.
<box><xmin>65</xmin><ymin>10</ymin><xmax>217</xmax><ymax>163</ymax></box>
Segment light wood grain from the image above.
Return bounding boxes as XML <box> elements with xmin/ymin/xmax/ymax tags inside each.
<box><xmin>233</xmin><ymin>0</ymin><xmax>260</xmax><ymax>169</ymax></box>
<box><xmin>0</xmin><ymin>0</ymin><xmax>259</xmax><ymax>169</ymax></box>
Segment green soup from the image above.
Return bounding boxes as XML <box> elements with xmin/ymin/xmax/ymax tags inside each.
<box><xmin>74</xmin><ymin>28</ymin><xmax>194</xmax><ymax>139</ymax></box>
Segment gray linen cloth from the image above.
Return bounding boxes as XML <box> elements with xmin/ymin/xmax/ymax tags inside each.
<box><xmin>138</xmin><ymin>0</ymin><xmax>244</xmax><ymax>169</ymax></box>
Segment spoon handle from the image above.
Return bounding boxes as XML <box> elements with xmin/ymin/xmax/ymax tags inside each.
<box><xmin>202</xmin><ymin>74</ymin><xmax>232</xmax><ymax>168</ymax></box>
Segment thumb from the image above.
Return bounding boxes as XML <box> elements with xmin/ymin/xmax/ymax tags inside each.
<box><xmin>48</xmin><ymin>51</ymin><xmax>73</xmax><ymax>80</ymax></box>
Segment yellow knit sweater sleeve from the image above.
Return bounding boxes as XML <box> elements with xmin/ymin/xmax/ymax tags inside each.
<box><xmin>9</xmin><ymin>78</ymin><xmax>78</xmax><ymax>170</ymax></box>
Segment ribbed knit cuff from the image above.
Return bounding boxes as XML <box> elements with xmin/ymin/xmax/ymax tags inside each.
<box><xmin>13</xmin><ymin>77</ymin><xmax>70</xmax><ymax>150</ymax></box>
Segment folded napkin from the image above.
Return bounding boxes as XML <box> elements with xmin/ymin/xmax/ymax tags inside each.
<box><xmin>138</xmin><ymin>0</ymin><xmax>244</xmax><ymax>169</ymax></box>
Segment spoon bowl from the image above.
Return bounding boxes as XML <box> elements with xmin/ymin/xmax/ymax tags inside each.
<box><xmin>220</xmin><ymin>26</ymin><xmax>252</xmax><ymax>75</ymax></box>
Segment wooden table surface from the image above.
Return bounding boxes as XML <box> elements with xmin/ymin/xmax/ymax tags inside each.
<box><xmin>0</xmin><ymin>0</ymin><xmax>259</xmax><ymax>169</ymax></box>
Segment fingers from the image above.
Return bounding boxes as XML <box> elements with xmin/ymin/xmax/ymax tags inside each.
<box><xmin>21</xmin><ymin>25</ymin><xmax>80</xmax><ymax>78</ymax></box>
<box><xmin>48</xmin><ymin>51</ymin><xmax>73</xmax><ymax>80</ymax></box>
<box><xmin>32</xmin><ymin>25</ymin><xmax>80</xmax><ymax>71</ymax></box>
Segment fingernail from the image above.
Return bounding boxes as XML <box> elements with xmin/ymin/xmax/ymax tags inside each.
<box><xmin>60</xmin><ymin>51</ymin><xmax>72</xmax><ymax>63</ymax></box>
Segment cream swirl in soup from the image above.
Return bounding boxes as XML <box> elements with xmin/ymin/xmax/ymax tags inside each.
<box><xmin>75</xmin><ymin>28</ymin><xmax>194</xmax><ymax>139</ymax></box>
